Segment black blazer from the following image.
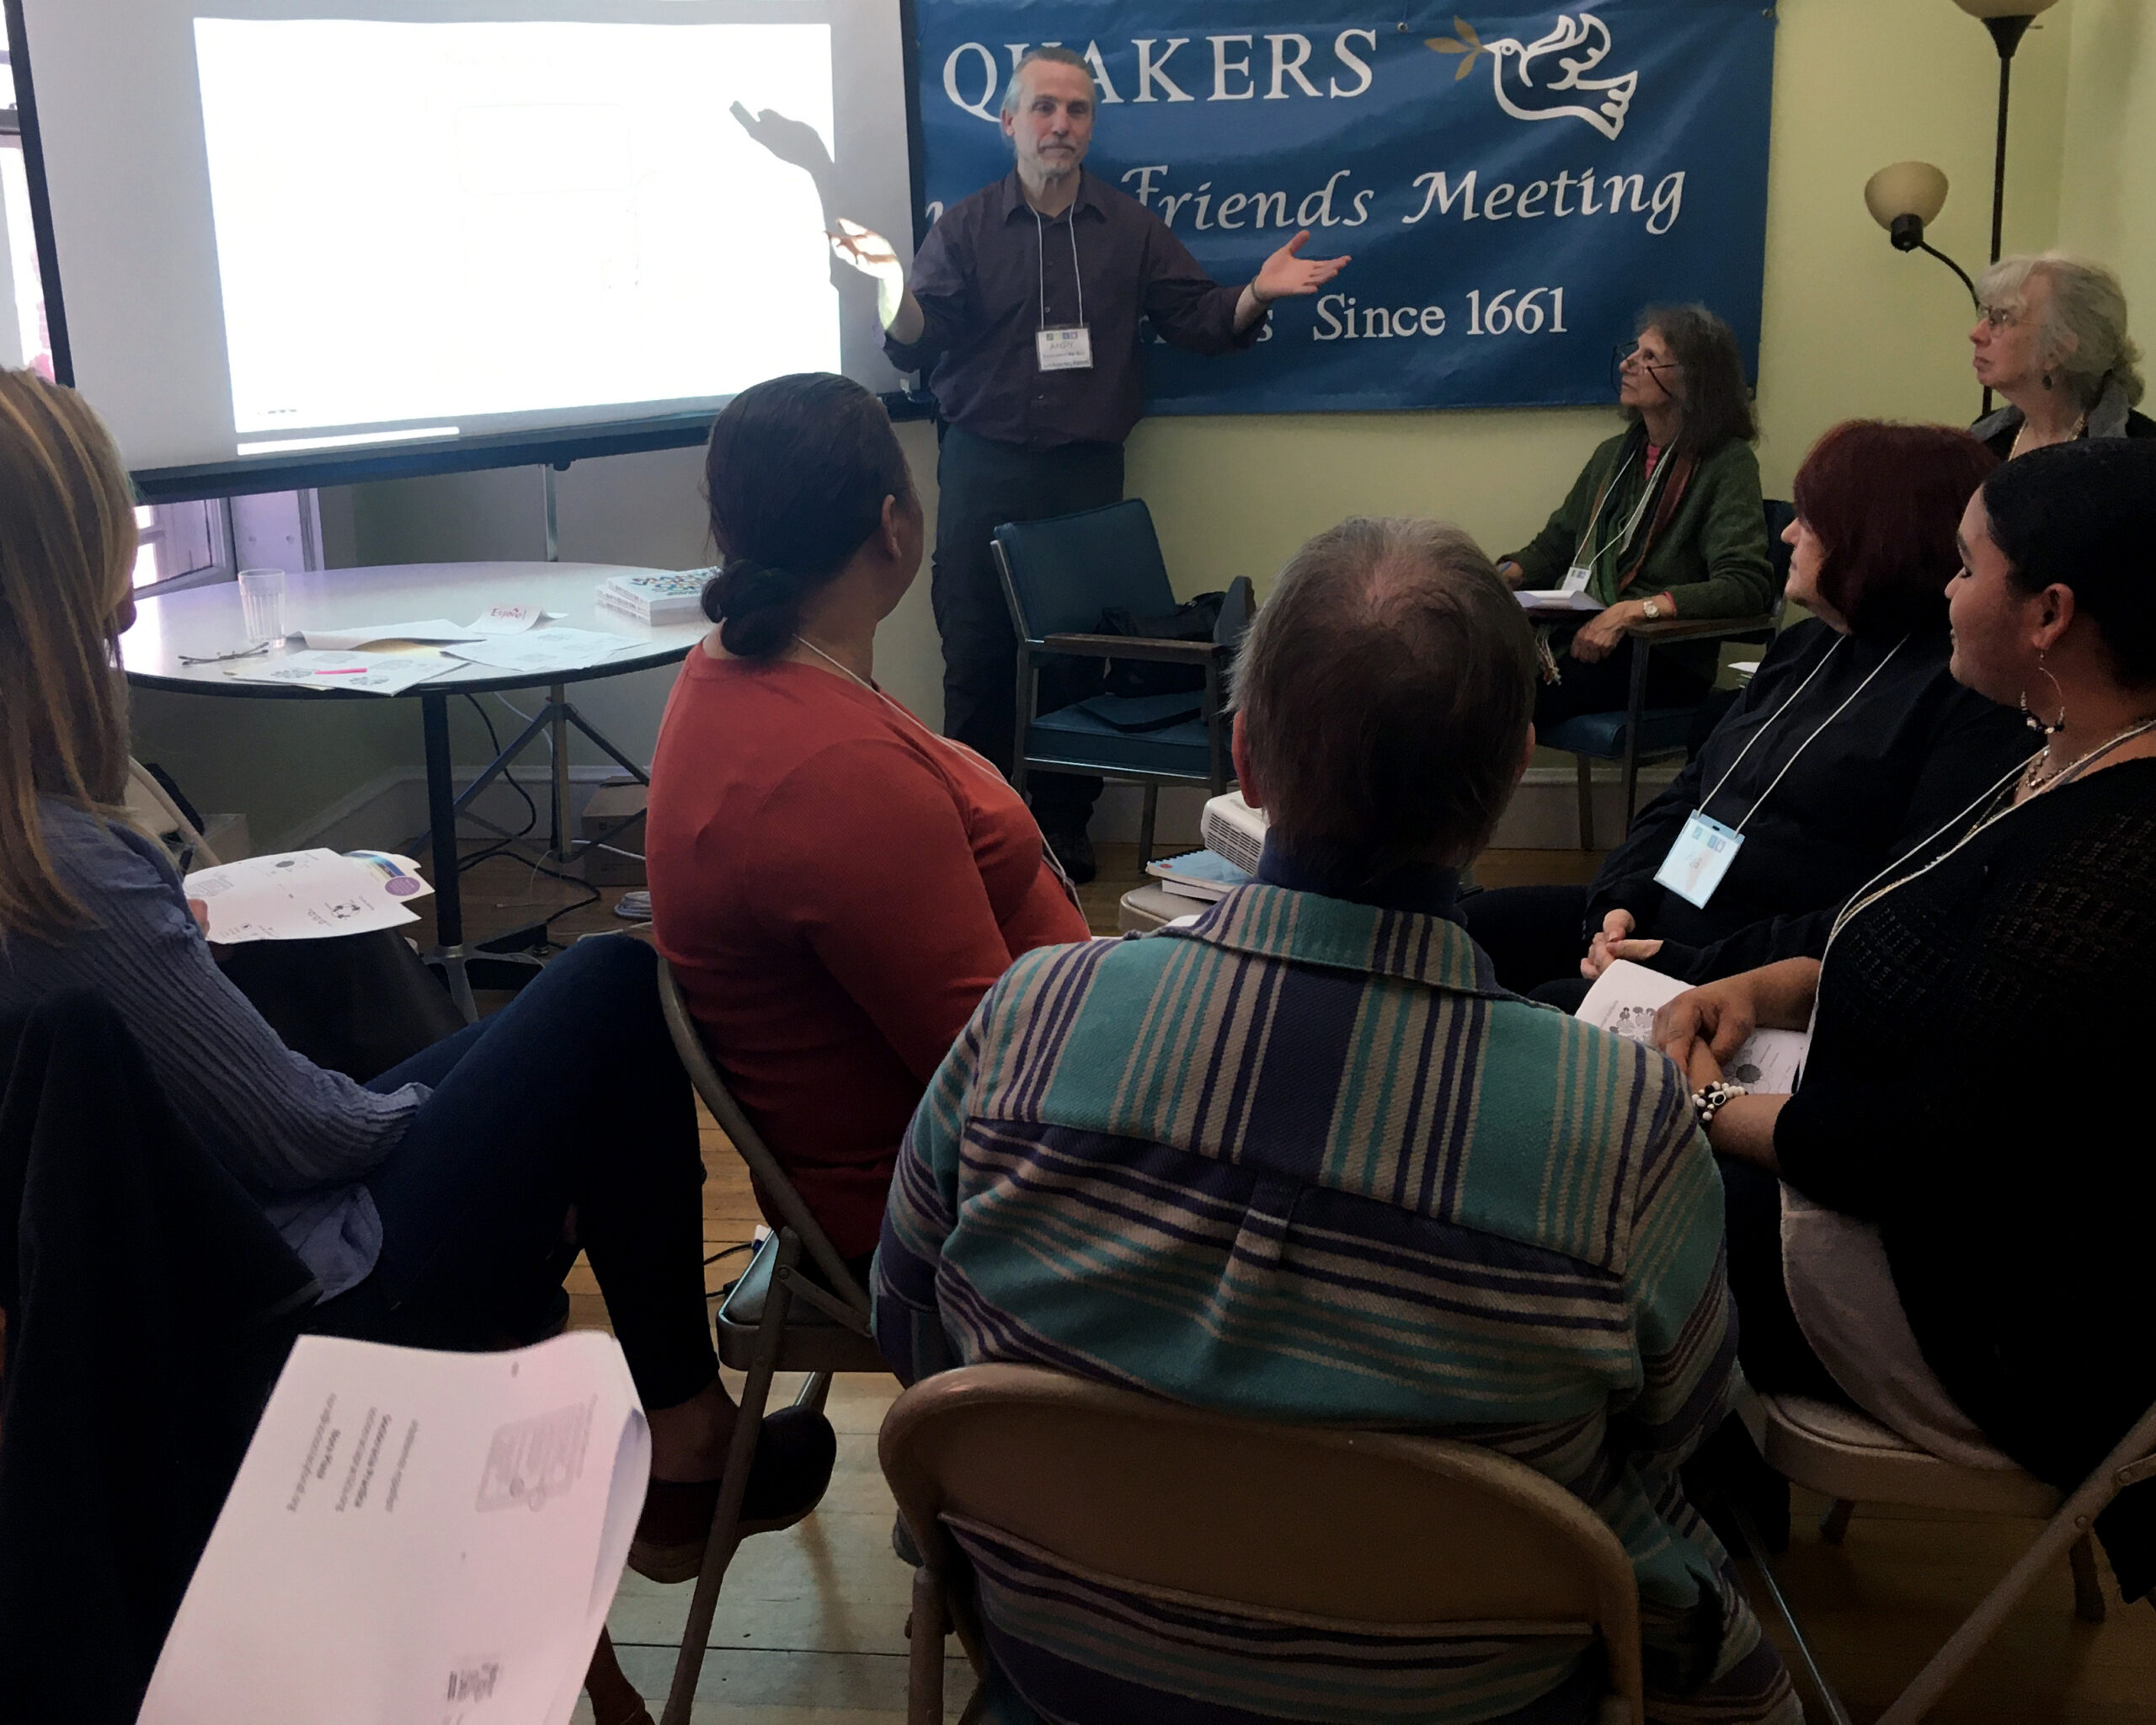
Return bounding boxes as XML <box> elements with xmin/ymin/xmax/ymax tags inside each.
<box><xmin>1587</xmin><ymin>617</ymin><xmax>2034</xmax><ymax>949</ymax></box>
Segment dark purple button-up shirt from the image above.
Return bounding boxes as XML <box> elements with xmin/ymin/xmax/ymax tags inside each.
<box><xmin>884</xmin><ymin>169</ymin><xmax>1260</xmax><ymax>451</ymax></box>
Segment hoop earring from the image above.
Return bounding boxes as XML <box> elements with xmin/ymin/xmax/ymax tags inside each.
<box><xmin>2020</xmin><ymin>652</ymin><xmax>2067</xmax><ymax>736</ymax></box>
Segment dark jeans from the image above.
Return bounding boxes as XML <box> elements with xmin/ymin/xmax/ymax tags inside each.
<box><xmin>307</xmin><ymin>936</ymin><xmax>717</xmax><ymax>1411</ymax></box>
<box><xmin>934</xmin><ymin>424</ymin><xmax>1123</xmax><ymax>834</ymax></box>
<box><xmin>1534</xmin><ymin>637</ymin><xmax>1711</xmax><ymax>729</ymax></box>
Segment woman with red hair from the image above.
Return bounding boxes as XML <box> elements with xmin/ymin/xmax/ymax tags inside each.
<box><xmin>1465</xmin><ymin>420</ymin><xmax>2036</xmax><ymax>1002</ymax></box>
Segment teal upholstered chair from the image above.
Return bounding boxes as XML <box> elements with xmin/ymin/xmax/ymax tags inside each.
<box><xmin>1543</xmin><ymin>499</ymin><xmax>1796</xmax><ymax>848</ymax></box>
<box><xmin>991</xmin><ymin>500</ymin><xmax>1246</xmax><ymax>864</ymax></box>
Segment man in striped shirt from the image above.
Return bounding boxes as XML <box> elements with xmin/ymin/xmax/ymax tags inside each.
<box><xmin>874</xmin><ymin>517</ymin><xmax>1796</xmax><ymax>1724</ymax></box>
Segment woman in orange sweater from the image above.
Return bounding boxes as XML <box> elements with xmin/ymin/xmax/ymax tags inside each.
<box><xmin>646</xmin><ymin>374</ymin><xmax>1090</xmax><ymax>1273</ymax></box>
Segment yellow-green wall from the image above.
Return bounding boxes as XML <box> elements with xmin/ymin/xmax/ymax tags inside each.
<box><xmin>133</xmin><ymin>0</ymin><xmax>2139</xmax><ymax>846</ymax></box>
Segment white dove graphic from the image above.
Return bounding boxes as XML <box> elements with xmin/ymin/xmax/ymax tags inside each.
<box><xmin>1428</xmin><ymin>13</ymin><xmax>1640</xmax><ymax>142</ymax></box>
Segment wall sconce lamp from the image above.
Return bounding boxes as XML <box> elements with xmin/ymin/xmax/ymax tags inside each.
<box><xmin>1864</xmin><ymin>162</ymin><xmax>1978</xmax><ymax>309</ymax></box>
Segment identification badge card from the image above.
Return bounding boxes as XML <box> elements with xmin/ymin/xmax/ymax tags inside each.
<box><xmin>1036</xmin><ymin>326</ymin><xmax>1093</xmax><ymax>371</ymax></box>
<box><xmin>1654</xmin><ymin>809</ymin><xmax>1745</xmax><ymax>909</ymax></box>
<box><xmin>1561</xmin><ymin>563</ymin><xmax>1593</xmax><ymax>595</ymax></box>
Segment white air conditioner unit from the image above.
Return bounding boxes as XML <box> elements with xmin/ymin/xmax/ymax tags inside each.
<box><xmin>1199</xmin><ymin>791</ymin><xmax>1267</xmax><ymax>876</ymax></box>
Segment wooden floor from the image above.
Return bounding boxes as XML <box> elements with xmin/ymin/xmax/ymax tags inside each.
<box><xmin>435</xmin><ymin>847</ymin><xmax>2155</xmax><ymax>1724</ymax></box>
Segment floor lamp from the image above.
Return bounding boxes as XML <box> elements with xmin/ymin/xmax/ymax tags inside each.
<box><xmin>1953</xmin><ymin>0</ymin><xmax>2062</xmax><ymax>266</ymax></box>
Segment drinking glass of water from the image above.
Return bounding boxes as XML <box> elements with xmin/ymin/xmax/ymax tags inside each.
<box><xmin>237</xmin><ymin>568</ymin><xmax>288</xmax><ymax>644</ymax></box>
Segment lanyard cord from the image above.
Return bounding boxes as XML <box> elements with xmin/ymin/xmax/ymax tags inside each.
<box><xmin>1572</xmin><ymin>442</ymin><xmax>1668</xmax><ymax>575</ymax></box>
<box><xmin>1032</xmin><ymin>206</ymin><xmax>1084</xmax><ymax>331</ymax></box>
<box><xmin>1702</xmin><ymin>636</ymin><xmax>1906</xmax><ymax>834</ymax></box>
<box><xmin>1824</xmin><ymin>713</ymin><xmax>2156</xmax><ymax>956</ymax></box>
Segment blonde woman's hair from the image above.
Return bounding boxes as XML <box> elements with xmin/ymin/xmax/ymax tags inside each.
<box><xmin>0</xmin><ymin>369</ymin><xmax>139</xmax><ymax>941</ymax></box>
<box><xmin>1977</xmin><ymin>251</ymin><xmax>2145</xmax><ymax>409</ymax></box>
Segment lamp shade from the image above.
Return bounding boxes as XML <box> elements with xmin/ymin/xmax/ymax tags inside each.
<box><xmin>1951</xmin><ymin>0</ymin><xmax>2060</xmax><ymax>17</ymax></box>
<box><xmin>1865</xmin><ymin>162</ymin><xmax>1950</xmax><ymax>231</ymax></box>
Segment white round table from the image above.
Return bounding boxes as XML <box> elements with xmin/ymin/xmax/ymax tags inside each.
<box><xmin>122</xmin><ymin>561</ymin><xmax>712</xmax><ymax>1014</ymax></box>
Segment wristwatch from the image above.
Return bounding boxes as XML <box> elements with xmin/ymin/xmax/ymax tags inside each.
<box><xmin>1640</xmin><ymin>597</ymin><xmax>1665</xmax><ymax>622</ymax></box>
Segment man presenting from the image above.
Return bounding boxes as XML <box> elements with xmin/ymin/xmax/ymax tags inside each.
<box><xmin>834</xmin><ymin>46</ymin><xmax>1346</xmax><ymax>881</ymax></box>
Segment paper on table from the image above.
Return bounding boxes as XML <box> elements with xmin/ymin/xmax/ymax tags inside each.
<box><xmin>301</xmin><ymin>606</ymin><xmax>548</xmax><ymax>651</ymax></box>
<box><xmin>138</xmin><ymin>1332</ymin><xmax>649</xmax><ymax>1725</ymax></box>
<box><xmin>1576</xmin><ymin>959</ymin><xmax>1809</xmax><ymax>1093</ymax></box>
<box><xmin>184</xmin><ymin>848</ymin><xmax>431</xmax><ymax>943</ymax></box>
<box><xmin>441</xmin><ymin>626</ymin><xmax>646</xmax><ymax>674</ymax></box>
<box><xmin>1517</xmin><ymin>590</ymin><xmax>1604</xmax><ymax>611</ymax></box>
<box><xmin>224</xmin><ymin>649</ymin><xmax>457</xmax><ymax>695</ymax></box>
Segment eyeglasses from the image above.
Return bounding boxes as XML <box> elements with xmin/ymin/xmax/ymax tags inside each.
<box><xmin>1977</xmin><ymin>304</ymin><xmax>2021</xmax><ymax>330</ymax></box>
<box><xmin>1612</xmin><ymin>341</ymin><xmax>1682</xmax><ymax>393</ymax></box>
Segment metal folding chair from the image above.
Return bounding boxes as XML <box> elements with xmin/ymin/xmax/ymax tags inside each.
<box><xmin>651</xmin><ymin>956</ymin><xmax>892</xmax><ymax>1725</ymax></box>
<box><xmin>1739</xmin><ymin>1390</ymin><xmax>2156</xmax><ymax>1725</ymax></box>
<box><xmin>881</xmin><ymin>1363</ymin><xmax>1646</xmax><ymax>1725</ymax></box>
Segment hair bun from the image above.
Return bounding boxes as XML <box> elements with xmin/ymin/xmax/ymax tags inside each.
<box><xmin>704</xmin><ymin>557</ymin><xmax>803</xmax><ymax>658</ymax></box>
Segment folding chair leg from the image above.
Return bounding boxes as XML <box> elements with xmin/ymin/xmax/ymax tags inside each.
<box><xmin>1138</xmin><ymin>782</ymin><xmax>1159</xmax><ymax>867</ymax></box>
<box><xmin>1728</xmin><ymin>1502</ymin><xmax>1855</xmax><ymax>1725</ymax></box>
<box><xmin>1820</xmin><ymin>1499</ymin><xmax>1854</xmax><ymax>1546</ymax></box>
<box><xmin>907</xmin><ymin>1566</ymin><xmax>947</xmax><ymax>1725</ymax></box>
<box><xmin>1575</xmin><ymin>756</ymin><xmax>1595</xmax><ymax>852</ymax></box>
<box><xmin>793</xmin><ymin>1371</ymin><xmax>833</xmax><ymax>1417</ymax></box>
<box><xmin>659</xmin><ymin>1235</ymin><xmax>802</xmax><ymax>1725</ymax></box>
<box><xmin>2069</xmin><ymin>1535</ymin><xmax>2106</xmax><ymax>1624</ymax></box>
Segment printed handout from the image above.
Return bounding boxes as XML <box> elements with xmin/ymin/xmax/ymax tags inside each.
<box><xmin>1576</xmin><ymin>959</ymin><xmax>1809</xmax><ymax>1093</ymax></box>
<box><xmin>301</xmin><ymin>606</ymin><xmax>548</xmax><ymax>652</ymax></box>
<box><xmin>223</xmin><ymin>649</ymin><xmax>457</xmax><ymax>695</ymax></box>
<box><xmin>138</xmin><ymin>1332</ymin><xmax>648</xmax><ymax>1725</ymax></box>
<box><xmin>184</xmin><ymin>849</ymin><xmax>433</xmax><ymax>943</ymax></box>
<box><xmin>441</xmin><ymin>626</ymin><xmax>646</xmax><ymax>674</ymax></box>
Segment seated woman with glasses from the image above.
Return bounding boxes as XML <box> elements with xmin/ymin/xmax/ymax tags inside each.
<box><xmin>1969</xmin><ymin>252</ymin><xmax>2153</xmax><ymax>460</ymax></box>
<box><xmin>1496</xmin><ymin>302</ymin><xmax>1776</xmax><ymax>728</ymax></box>
<box><xmin>1465</xmin><ymin>421</ymin><xmax>2033</xmax><ymax>1003</ymax></box>
<box><xmin>1655</xmin><ymin>439</ymin><xmax>2156</xmax><ymax>1605</ymax></box>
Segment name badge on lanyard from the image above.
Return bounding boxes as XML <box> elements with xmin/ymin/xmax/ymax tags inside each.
<box><xmin>1560</xmin><ymin>563</ymin><xmax>1593</xmax><ymax>595</ymax></box>
<box><xmin>1036</xmin><ymin>326</ymin><xmax>1093</xmax><ymax>371</ymax></box>
<box><xmin>1655</xmin><ymin>810</ymin><xmax>1745</xmax><ymax>909</ymax></box>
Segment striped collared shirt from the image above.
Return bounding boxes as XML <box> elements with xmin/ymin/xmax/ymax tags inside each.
<box><xmin>876</xmin><ymin>884</ymin><xmax>1797</xmax><ymax>1724</ymax></box>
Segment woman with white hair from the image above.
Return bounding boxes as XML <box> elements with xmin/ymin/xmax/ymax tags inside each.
<box><xmin>1969</xmin><ymin>251</ymin><xmax>2153</xmax><ymax>458</ymax></box>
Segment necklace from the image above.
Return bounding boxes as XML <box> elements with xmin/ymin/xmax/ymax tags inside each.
<box><xmin>2009</xmin><ymin>410</ymin><xmax>2087</xmax><ymax>459</ymax></box>
<box><xmin>1831</xmin><ymin>710</ymin><xmax>2156</xmax><ymax>948</ymax></box>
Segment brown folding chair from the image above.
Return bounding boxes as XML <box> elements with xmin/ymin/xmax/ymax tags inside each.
<box><xmin>651</xmin><ymin>956</ymin><xmax>892</xmax><ymax>1725</ymax></box>
<box><xmin>879</xmin><ymin>1362</ymin><xmax>1645</xmax><ymax>1725</ymax></box>
<box><xmin>1738</xmin><ymin>1390</ymin><xmax>2156</xmax><ymax>1725</ymax></box>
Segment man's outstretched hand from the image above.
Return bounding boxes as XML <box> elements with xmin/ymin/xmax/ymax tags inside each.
<box><xmin>828</xmin><ymin>219</ymin><xmax>918</xmax><ymax>339</ymax></box>
<box><xmin>1253</xmin><ymin>231</ymin><xmax>1348</xmax><ymax>303</ymax></box>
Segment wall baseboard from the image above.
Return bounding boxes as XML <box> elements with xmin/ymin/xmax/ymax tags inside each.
<box><xmin>280</xmin><ymin>765</ymin><xmax>632</xmax><ymax>857</ymax></box>
<box><xmin>1086</xmin><ymin>764</ymin><xmax>1678</xmax><ymax>854</ymax></box>
<box><xmin>287</xmin><ymin>761</ymin><xmax>1679</xmax><ymax>865</ymax></box>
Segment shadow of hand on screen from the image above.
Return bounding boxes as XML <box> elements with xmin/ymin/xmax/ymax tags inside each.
<box><xmin>730</xmin><ymin>101</ymin><xmax>837</xmax><ymax>229</ymax></box>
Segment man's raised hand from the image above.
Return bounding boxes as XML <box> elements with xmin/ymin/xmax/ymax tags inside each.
<box><xmin>1253</xmin><ymin>231</ymin><xmax>1349</xmax><ymax>303</ymax></box>
<box><xmin>828</xmin><ymin>219</ymin><xmax>911</xmax><ymax>334</ymax></box>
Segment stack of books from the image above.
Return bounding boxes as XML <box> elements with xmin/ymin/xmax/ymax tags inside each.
<box><xmin>1145</xmin><ymin>850</ymin><xmax>1254</xmax><ymax>903</ymax></box>
<box><xmin>594</xmin><ymin>569</ymin><xmax>714</xmax><ymax>625</ymax></box>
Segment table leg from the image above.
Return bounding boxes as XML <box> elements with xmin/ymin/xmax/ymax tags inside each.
<box><xmin>548</xmin><ymin>681</ymin><xmax>574</xmax><ymax>863</ymax></box>
<box><xmin>420</xmin><ymin>692</ymin><xmax>479</xmax><ymax>1022</ymax></box>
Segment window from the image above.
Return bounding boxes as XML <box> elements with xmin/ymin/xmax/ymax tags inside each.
<box><xmin>4</xmin><ymin>23</ymin><xmax>322</xmax><ymax>594</ymax></box>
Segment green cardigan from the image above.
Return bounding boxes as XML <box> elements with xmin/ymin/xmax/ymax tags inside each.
<box><xmin>1507</xmin><ymin>426</ymin><xmax>1776</xmax><ymax>682</ymax></box>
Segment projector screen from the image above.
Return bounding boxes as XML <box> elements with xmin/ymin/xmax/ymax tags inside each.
<box><xmin>8</xmin><ymin>0</ymin><xmax>917</xmax><ymax>495</ymax></box>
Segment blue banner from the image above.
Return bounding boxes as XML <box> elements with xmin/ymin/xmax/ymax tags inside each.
<box><xmin>913</xmin><ymin>3</ymin><xmax>1776</xmax><ymax>414</ymax></box>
